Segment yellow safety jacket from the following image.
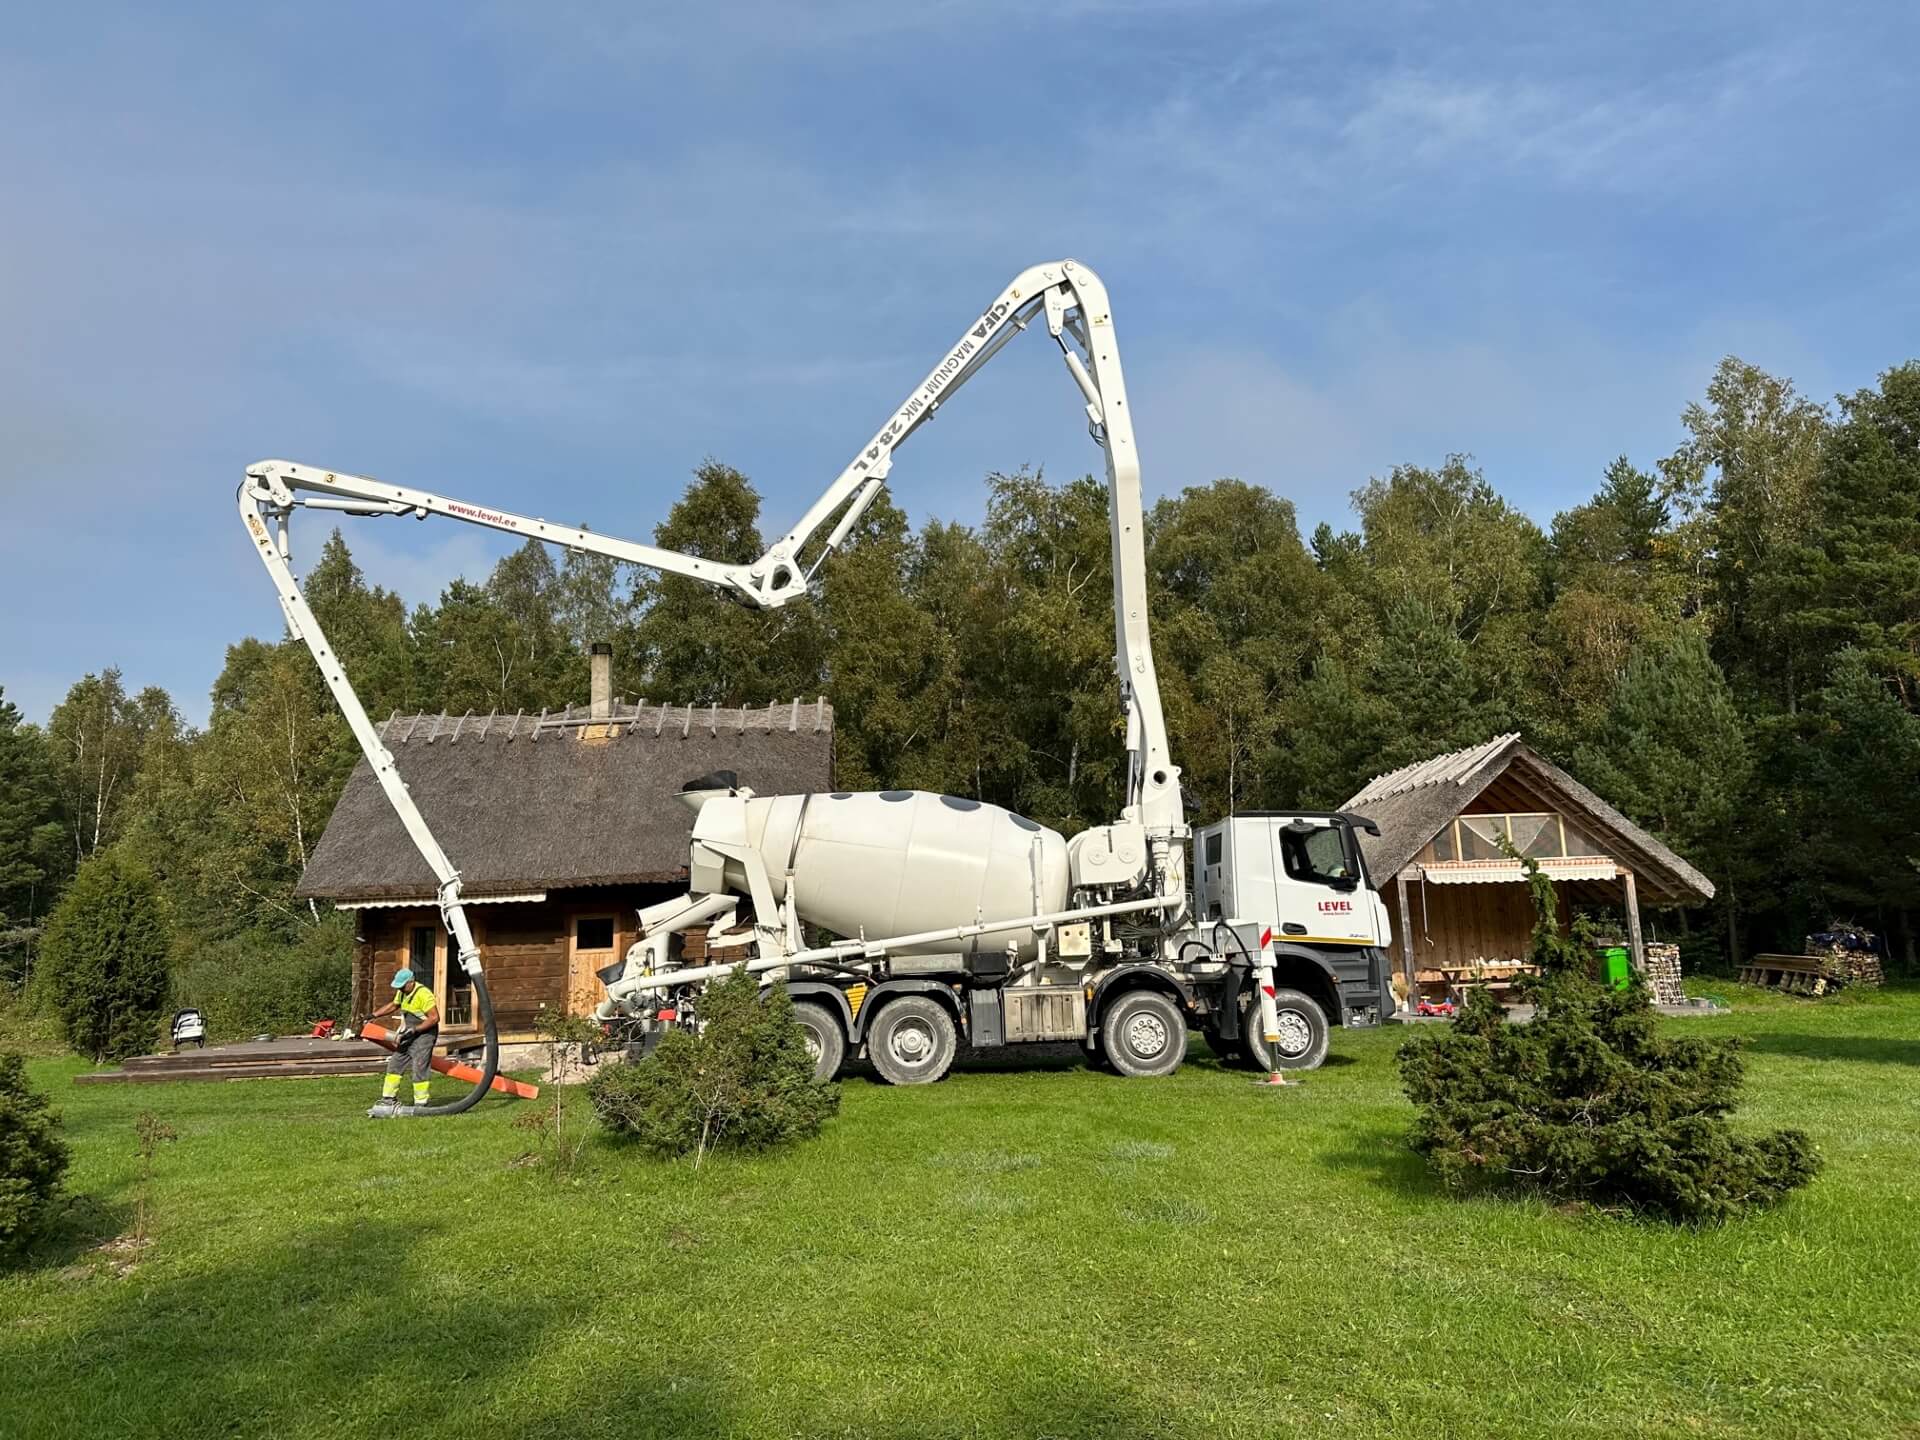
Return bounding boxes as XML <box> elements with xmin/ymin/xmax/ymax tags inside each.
<box><xmin>396</xmin><ymin>983</ymin><xmax>438</xmax><ymax>1031</ymax></box>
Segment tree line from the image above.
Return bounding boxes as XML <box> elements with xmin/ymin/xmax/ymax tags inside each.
<box><xmin>3</xmin><ymin>354</ymin><xmax>1916</xmax><ymax>1008</ymax></box>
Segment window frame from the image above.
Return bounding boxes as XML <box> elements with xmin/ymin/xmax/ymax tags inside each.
<box><xmin>1280</xmin><ymin>823</ymin><xmax>1360</xmax><ymax>892</ymax></box>
<box><xmin>573</xmin><ymin>914</ymin><xmax>617</xmax><ymax>954</ymax></box>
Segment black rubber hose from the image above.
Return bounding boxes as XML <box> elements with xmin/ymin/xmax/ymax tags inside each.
<box><xmin>411</xmin><ymin>970</ymin><xmax>498</xmax><ymax>1117</ymax></box>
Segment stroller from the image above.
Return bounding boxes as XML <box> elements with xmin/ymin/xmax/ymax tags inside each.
<box><xmin>170</xmin><ymin>1008</ymin><xmax>208</xmax><ymax>1051</ymax></box>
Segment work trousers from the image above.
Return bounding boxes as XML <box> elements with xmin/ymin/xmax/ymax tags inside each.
<box><xmin>385</xmin><ymin>1026</ymin><xmax>437</xmax><ymax>1080</ymax></box>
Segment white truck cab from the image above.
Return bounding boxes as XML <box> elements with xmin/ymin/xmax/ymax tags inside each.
<box><xmin>1192</xmin><ymin>812</ymin><xmax>1397</xmax><ymax>1034</ymax></box>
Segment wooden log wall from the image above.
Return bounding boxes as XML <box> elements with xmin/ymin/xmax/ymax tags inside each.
<box><xmin>1378</xmin><ymin>880</ymin><xmax>1574</xmax><ymax>978</ymax></box>
<box><xmin>349</xmin><ymin>887</ymin><xmax>681</xmax><ymax>1036</ymax></box>
<box><xmin>477</xmin><ymin>906</ymin><xmax>571</xmax><ymax>1033</ymax></box>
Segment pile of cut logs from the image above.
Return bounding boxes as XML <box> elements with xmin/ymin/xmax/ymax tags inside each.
<box><xmin>1740</xmin><ymin>925</ymin><xmax>1885</xmax><ymax>995</ymax></box>
<box><xmin>1807</xmin><ymin>927</ymin><xmax>1885</xmax><ymax>988</ymax></box>
<box><xmin>1643</xmin><ymin>942</ymin><xmax>1686</xmax><ymax>1006</ymax></box>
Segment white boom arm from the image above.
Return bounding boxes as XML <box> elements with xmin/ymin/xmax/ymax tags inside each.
<box><xmin>241</xmin><ymin>259</ymin><xmax>1185</xmax><ymax>966</ymax></box>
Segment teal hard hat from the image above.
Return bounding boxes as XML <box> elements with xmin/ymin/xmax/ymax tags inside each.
<box><xmin>391</xmin><ymin>969</ymin><xmax>413</xmax><ymax>988</ymax></box>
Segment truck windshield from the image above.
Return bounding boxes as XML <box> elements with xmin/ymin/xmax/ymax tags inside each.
<box><xmin>1282</xmin><ymin>824</ymin><xmax>1357</xmax><ymax>889</ymax></box>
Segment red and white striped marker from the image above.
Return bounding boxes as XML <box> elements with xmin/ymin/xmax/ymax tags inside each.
<box><xmin>1252</xmin><ymin>927</ymin><xmax>1299</xmax><ymax>1088</ymax></box>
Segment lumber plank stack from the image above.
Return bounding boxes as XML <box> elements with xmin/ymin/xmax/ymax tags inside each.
<box><xmin>81</xmin><ymin>1035</ymin><xmax>399</xmax><ymax>1085</ymax></box>
<box><xmin>1740</xmin><ymin>954</ymin><xmax>1833</xmax><ymax>995</ymax></box>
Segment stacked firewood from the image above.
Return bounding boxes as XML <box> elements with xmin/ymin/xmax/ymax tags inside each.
<box><xmin>1807</xmin><ymin>927</ymin><xmax>1885</xmax><ymax>989</ymax></box>
<box><xmin>1643</xmin><ymin>943</ymin><xmax>1687</xmax><ymax>1006</ymax></box>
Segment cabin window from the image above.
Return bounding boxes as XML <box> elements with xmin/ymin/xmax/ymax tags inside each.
<box><xmin>1432</xmin><ymin>813</ymin><xmax>1604</xmax><ymax>863</ymax></box>
<box><xmin>1281</xmin><ymin>825</ymin><xmax>1356</xmax><ymax>889</ymax></box>
<box><xmin>1562</xmin><ymin>821</ymin><xmax>1605</xmax><ymax>856</ymax></box>
<box><xmin>1509</xmin><ymin>813</ymin><xmax>1560</xmax><ymax>858</ymax></box>
<box><xmin>1458</xmin><ymin>816</ymin><xmax>1508</xmax><ymax>861</ymax></box>
<box><xmin>408</xmin><ymin>925</ymin><xmax>437</xmax><ymax>973</ymax></box>
<box><xmin>1204</xmin><ymin>832</ymin><xmax>1222</xmax><ymax>867</ymax></box>
<box><xmin>443</xmin><ymin>972</ymin><xmax>473</xmax><ymax>1026</ymax></box>
<box><xmin>575</xmin><ymin>916</ymin><xmax>615</xmax><ymax>951</ymax></box>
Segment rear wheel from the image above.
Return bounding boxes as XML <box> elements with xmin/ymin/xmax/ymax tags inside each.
<box><xmin>1100</xmin><ymin>990</ymin><xmax>1188</xmax><ymax>1078</ymax></box>
<box><xmin>790</xmin><ymin>999</ymin><xmax>846</xmax><ymax>1082</ymax></box>
<box><xmin>1242</xmin><ymin>986</ymin><xmax>1330</xmax><ymax>1071</ymax></box>
<box><xmin>867</xmin><ymin>996</ymin><xmax>957</xmax><ymax>1085</ymax></box>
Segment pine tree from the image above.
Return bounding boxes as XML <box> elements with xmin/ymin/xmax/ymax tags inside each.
<box><xmin>1574</xmin><ymin>628</ymin><xmax>1753</xmax><ymax>963</ymax></box>
<box><xmin>1781</xmin><ymin>363</ymin><xmax>1920</xmax><ymax>706</ymax></box>
<box><xmin>37</xmin><ymin>853</ymin><xmax>173</xmax><ymax>1062</ymax></box>
<box><xmin>631</xmin><ymin>462</ymin><xmax>826</xmax><ymax>707</ymax></box>
<box><xmin>1575</xmin><ymin>629</ymin><xmax>1750</xmax><ymax>863</ymax></box>
<box><xmin>302</xmin><ymin>531</ymin><xmax>419</xmax><ymax>715</ymax></box>
<box><xmin>1793</xmin><ymin>651</ymin><xmax>1920</xmax><ymax>927</ymax></box>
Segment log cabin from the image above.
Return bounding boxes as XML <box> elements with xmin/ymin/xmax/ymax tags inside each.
<box><xmin>1340</xmin><ymin>734</ymin><xmax>1714</xmax><ymax>1005</ymax></box>
<box><xmin>295</xmin><ymin>679</ymin><xmax>833</xmax><ymax>1045</ymax></box>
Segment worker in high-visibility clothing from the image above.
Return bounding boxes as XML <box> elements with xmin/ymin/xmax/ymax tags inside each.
<box><xmin>368</xmin><ymin>968</ymin><xmax>439</xmax><ymax>1112</ymax></box>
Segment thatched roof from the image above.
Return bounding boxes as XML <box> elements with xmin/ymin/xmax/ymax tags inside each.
<box><xmin>1340</xmin><ymin>734</ymin><xmax>1714</xmax><ymax>905</ymax></box>
<box><xmin>296</xmin><ymin>700</ymin><xmax>833</xmax><ymax>903</ymax></box>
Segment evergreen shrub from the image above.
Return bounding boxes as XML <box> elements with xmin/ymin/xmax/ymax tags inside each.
<box><xmin>0</xmin><ymin>1052</ymin><xmax>70</xmax><ymax>1257</ymax></box>
<box><xmin>37</xmin><ymin>854</ymin><xmax>172</xmax><ymax>1062</ymax></box>
<box><xmin>1397</xmin><ymin>856</ymin><xmax>1820</xmax><ymax>1221</ymax></box>
<box><xmin>589</xmin><ymin>968</ymin><xmax>839</xmax><ymax>1163</ymax></box>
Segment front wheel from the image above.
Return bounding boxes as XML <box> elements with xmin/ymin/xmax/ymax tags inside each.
<box><xmin>1242</xmin><ymin>987</ymin><xmax>1330</xmax><ymax>1071</ymax></box>
<box><xmin>790</xmin><ymin>999</ymin><xmax>847</xmax><ymax>1082</ymax></box>
<box><xmin>867</xmin><ymin>995</ymin><xmax>957</xmax><ymax>1085</ymax></box>
<box><xmin>1100</xmin><ymin>990</ymin><xmax>1188</xmax><ymax>1078</ymax></box>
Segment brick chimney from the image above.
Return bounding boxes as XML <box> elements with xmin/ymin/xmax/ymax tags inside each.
<box><xmin>589</xmin><ymin>642</ymin><xmax>613</xmax><ymax>720</ymax></box>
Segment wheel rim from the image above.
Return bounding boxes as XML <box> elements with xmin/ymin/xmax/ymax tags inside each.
<box><xmin>887</xmin><ymin>1017</ymin><xmax>935</xmax><ymax>1068</ymax></box>
<box><xmin>800</xmin><ymin>1025</ymin><xmax>823</xmax><ymax>1063</ymax></box>
<box><xmin>1273</xmin><ymin>1007</ymin><xmax>1313</xmax><ymax>1057</ymax></box>
<box><xmin>1124</xmin><ymin>1009</ymin><xmax>1171</xmax><ymax>1059</ymax></box>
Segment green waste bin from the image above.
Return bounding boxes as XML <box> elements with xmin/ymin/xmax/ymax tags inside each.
<box><xmin>1600</xmin><ymin>945</ymin><xmax>1632</xmax><ymax>990</ymax></box>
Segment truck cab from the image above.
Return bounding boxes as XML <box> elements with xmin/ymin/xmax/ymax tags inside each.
<box><xmin>1192</xmin><ymin>812</ymin><xmax>1397</xmax><ymax>1031</ymax></box>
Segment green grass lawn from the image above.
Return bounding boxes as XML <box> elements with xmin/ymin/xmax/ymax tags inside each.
<box><xmin>4</xmin><ymin>986</ymin><xmax>1918</xmax><ymax>1440</ymax></box>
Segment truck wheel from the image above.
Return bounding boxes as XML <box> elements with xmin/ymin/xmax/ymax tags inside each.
<box><xmin>1101</xmin><ymin>990</ymin><xmax>1188</xmax><ymax>1078</ymax></box>
<box><xmin>790</xmin><ymin>1000</ymin><xmax>846</xmax><ymax>1082</ymax></box>
<box><xmin>1242</xmin><ymin>987</ymin><xmax>1330</xmax><ymax>1071</ymax></box>
<box><xmin>867</xmin><ymin>996</ymin><xmax>957</xmax><ymax>1085</ymax></box>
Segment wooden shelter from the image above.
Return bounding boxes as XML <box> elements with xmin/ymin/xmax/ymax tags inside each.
<box><xmin>1340</xmin><ymin>735</ymin><xmax>1713</xmax><ymax>1004</ymax></box>
<box><xmin>295</xmin><ymin>698</ymin><xmax>833</xmax><ymax>1040</ymax></box>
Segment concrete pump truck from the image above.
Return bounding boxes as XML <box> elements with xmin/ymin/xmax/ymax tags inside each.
<box><xmin>239</xmin><ymin>260</ymin><xmax>1396</xmax><ymax>1114</ymax></box>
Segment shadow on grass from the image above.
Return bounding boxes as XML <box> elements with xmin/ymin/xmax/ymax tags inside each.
<box><xmin>5</xmin><ymin>1191</ymin><xmax>133</xmax><ymax>1274</ymax></box>
<box><xmin>1745</xmin><ymin>1033</ymin><xmax>1920</xmax><ymax>1066</ymax></box>
<box><xmin>1314</xmin><ymin>1124</ymin><xmax>1440</xmax><ymax>1201</ymax></box>
<box><xmin>951</xmin><ymin>1042</ymin><xmax>1088</xmax><ymax>1074</ymax></box>
<box><xmin>0</xmin><ymin>1216</ymin><xmax>736</xmax><ymax>1440</ymax></box>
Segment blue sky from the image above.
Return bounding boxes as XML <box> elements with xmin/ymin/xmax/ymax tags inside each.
<box><xmin>3</xmin><ymin>2</ymin><xmax>1916</xmax><ymax>726</ymax></box>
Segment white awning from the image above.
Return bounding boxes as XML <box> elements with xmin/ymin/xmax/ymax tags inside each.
<box><xmin>1418</xmin><ymin>859</ymin><xmax>1620</xmax><ymax>886</ymax></box>
<box><xmin>331</xmin><ymin>891</ymin><xmax>548</xmax><ymax>911</ymax></box>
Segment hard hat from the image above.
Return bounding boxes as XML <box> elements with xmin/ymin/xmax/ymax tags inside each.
<box><xmin>391</xmin><ymin>969</ymin><xmax>413</xmax><ymax>988</ymax></box>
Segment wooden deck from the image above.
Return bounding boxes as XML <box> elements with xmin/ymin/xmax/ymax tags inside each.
<box><xmin>76</xmin><ymin>1034</ymin><xmax>466</xmax><ymax>1085</ymax></box>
